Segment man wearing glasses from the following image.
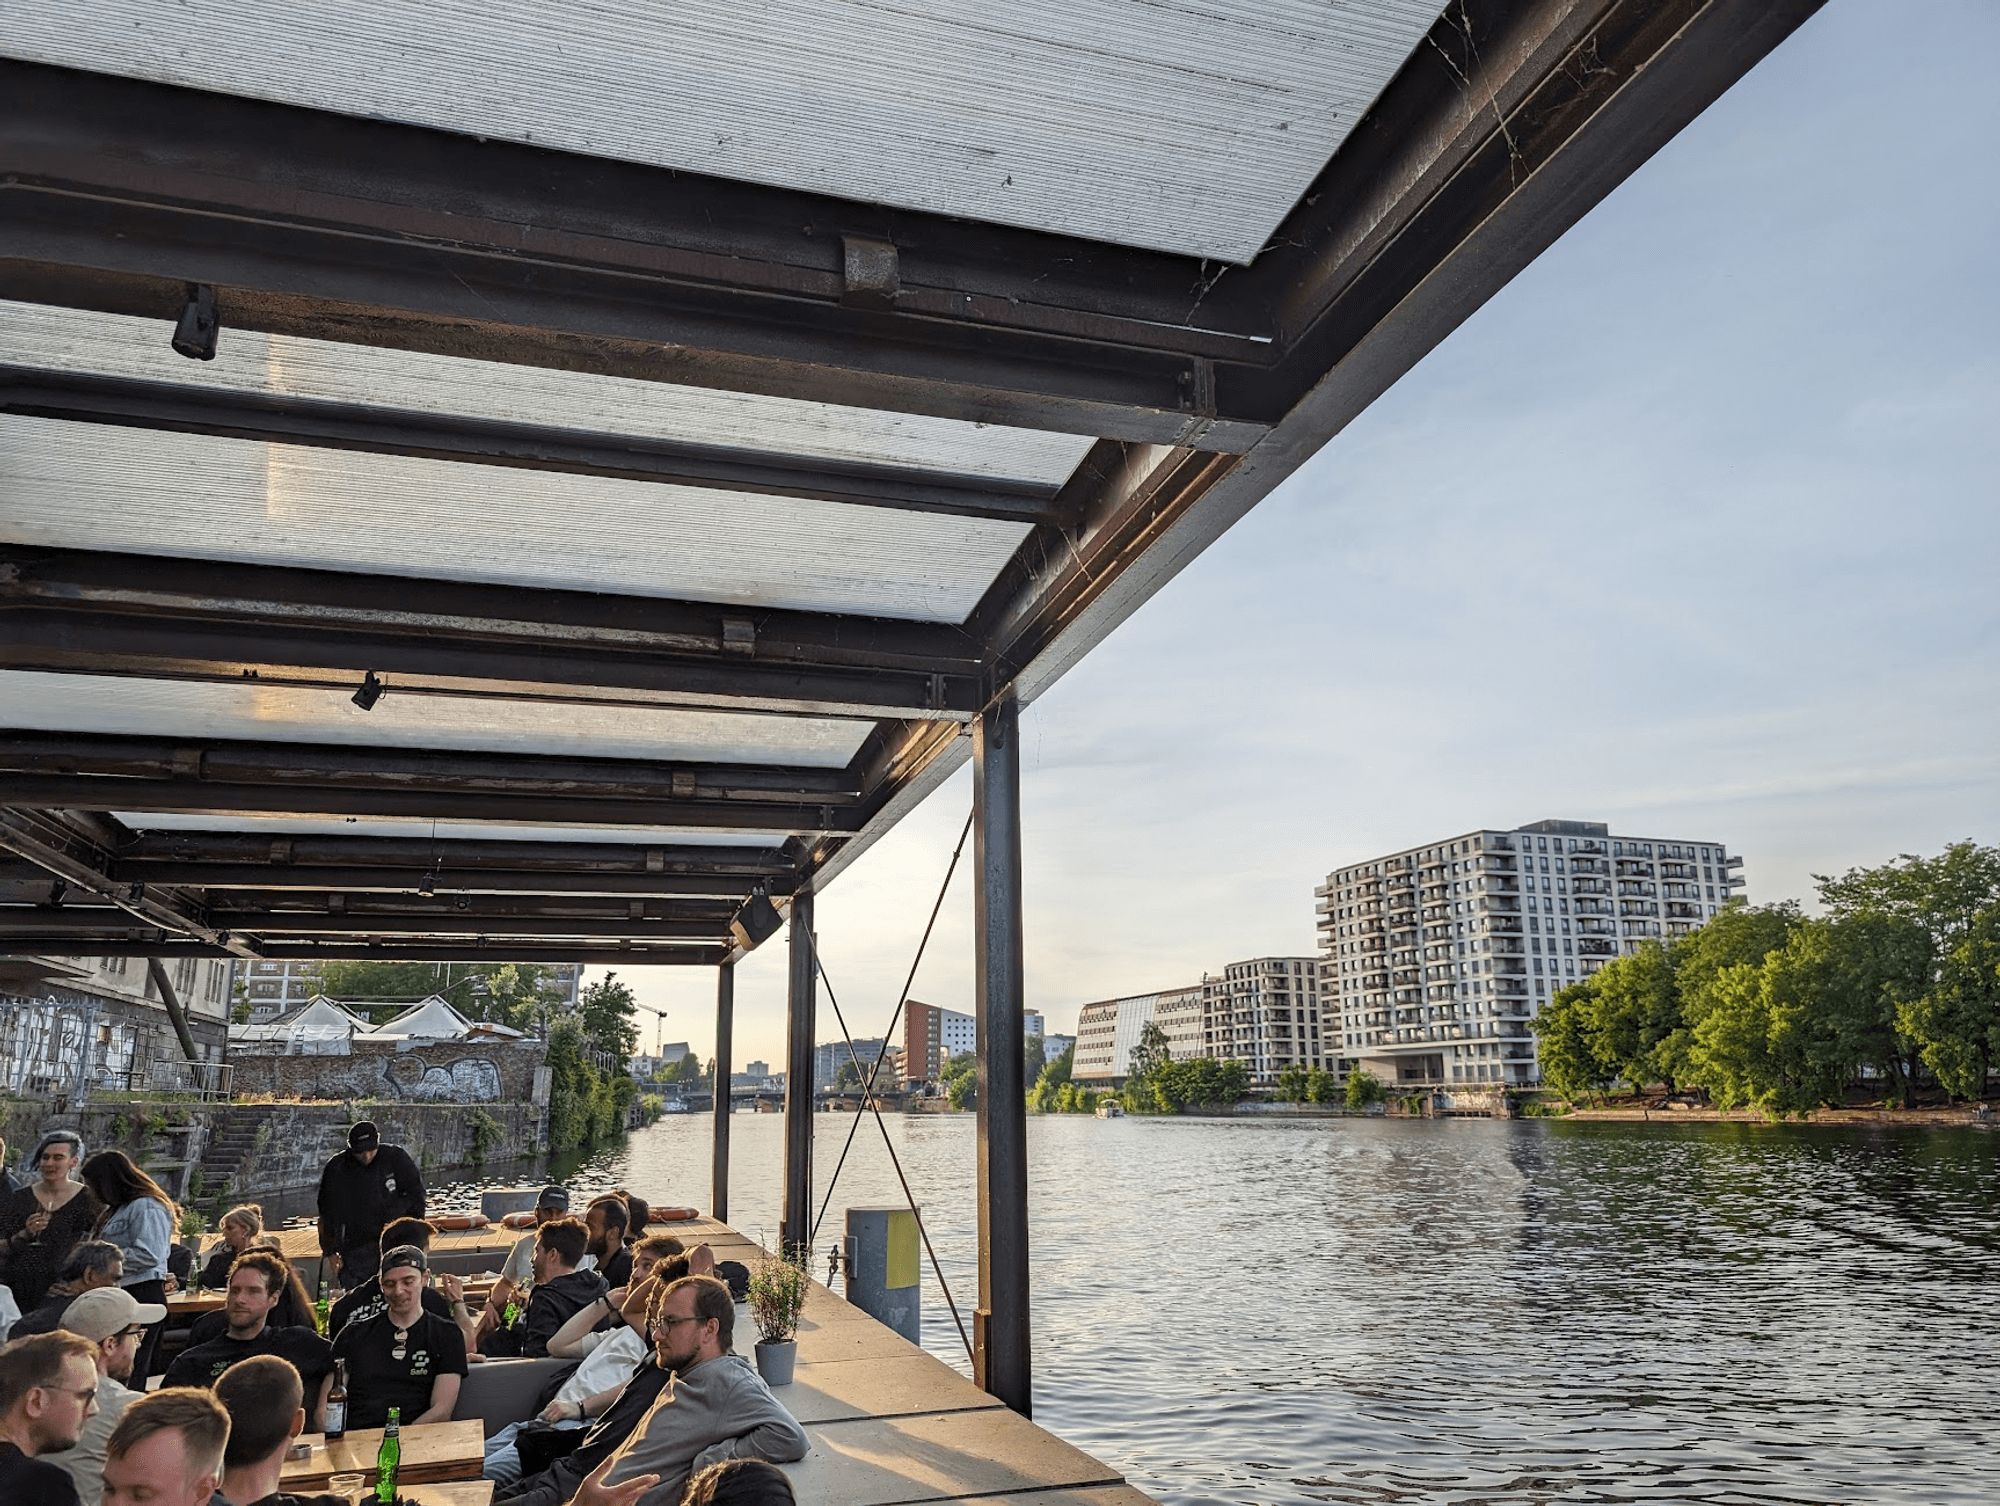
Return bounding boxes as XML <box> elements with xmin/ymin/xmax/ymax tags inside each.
<box><xmin>582</xmin><ymin>1275</ymin><xmax>807</xmax><ymax>1506</ymax></box>
<box><xmin>41</xmin><ymin>1288</ymin><xmax>164</xmax><ymax>1506</ymax></box>
<box><xmin>0</xmin><ymin>1329</ymin><xmax>101</xmax><ymax>1505</ymax></box>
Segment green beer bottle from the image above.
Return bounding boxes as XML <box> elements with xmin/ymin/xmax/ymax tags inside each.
<box><xmin>374</xmin><ymin>1407</ymin><xmax>401</xmax><ymax>1503</ymax></box>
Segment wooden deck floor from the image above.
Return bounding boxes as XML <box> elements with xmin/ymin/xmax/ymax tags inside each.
<box><xmin>245</xmin><ymin>1217</ymin><xmax>1156</xmax><ymax>1505</ymax></box>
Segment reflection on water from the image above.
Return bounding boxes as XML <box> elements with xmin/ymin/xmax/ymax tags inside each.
<box><xmin>425</xmin><ymin>1114</ymin><xmax>1997</xmax><ymax>1505</ymax></box>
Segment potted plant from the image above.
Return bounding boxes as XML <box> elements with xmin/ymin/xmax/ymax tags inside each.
<box><xmin>746</xmin><ymin>1253</ymin><xmax>808</xmax><ymax>1386</ymax></box>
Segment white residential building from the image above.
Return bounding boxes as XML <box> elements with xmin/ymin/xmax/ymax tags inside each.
<box><xmin>1072</xmin><ymin>985</ymin><xmax>1201</xmax><ymax>1084</ymax></box>
<box><xmin>1200</xmin><ymin>957</ymin><xmax>1325</xmax><ymax>1086</ymax></box>
<box><xmin>1316</xmin><ymin>819</ymin><xmax>1744</xmax><ymax>1090</ymax></box>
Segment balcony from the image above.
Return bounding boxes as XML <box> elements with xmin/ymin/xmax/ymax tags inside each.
<box><xmin>1660</xmin><ymin>861</ymin><xmax>1698</xmax><ymax>880</ymax></box>
<box><xmin>1617</xmin><ymin>881</ymin><xmax>1657</xmax><ymax>897</ymax></box>
<box><xmin>1619</xmin><ymin>900</ymin><xmax>1660</xmax><ymax>917</ymax></box>
<box><xmin>1572</xmin><ymin>877</ymin><xmax>1612</xmax><ymax>897</ymax></box>
<box><xmin>1569</xmin><ymin>856</ymin><xmax>1609</xmax><ymax>876</ymax></box>
<box><xmin>1577</xmin><ymin>917</ymin><xmax>1616</xmax><ymax>935</ymax></box>
<box><xmin>1487</xmin><ymin>916</ymin><xmax>1522</xmax><ymax>934</ymax></box>
<box><xmin>1615</xmin><ymin>860</ymin><xmax>1655</xmax><ymax>878</ymax></box>
<box><xmin>1574</xmin><ymin>899</ymin><xmax>1614</xmax><ymax>917</ymax></box>
<box><xmin>1666</xmin><ymin>902</ymin><xmax>1702</xmax><ymax>919</ymax></box>
<box><xmin>1724</xmin><ymin>854</ymin><xmax>1743</xmax><ymax>868</ymax></box>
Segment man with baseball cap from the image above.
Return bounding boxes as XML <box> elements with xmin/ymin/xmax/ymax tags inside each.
<box><xmin>475</xmin><ymin>1186</ymin><xmax>570</xmax><ymax>1345</ymax></box>
<box><xmin>314</xmin><ymin>1121</ymin><xmax>425</xmax><ymax>1290</ymax></box>
<box><xmin>40</xmin><ymin>1286</ymin><xmax>164</xmax><ymax>1505</ymax></box>
<box><xmin>324</xmin><ymin>1245</ymin><xmax>466</xmax><ymax>1429</ymax></box>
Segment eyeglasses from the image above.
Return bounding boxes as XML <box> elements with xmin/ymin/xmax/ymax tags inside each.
<box><xmin>116</xmin><ymin>1327</ymin><xmax>146</xmax><ymax>1340</ymax></box>
<box><xmin>651</xmin><ymin>1314</ymin><xmax>702</xmax><ymax>1331</ymax></box>
<box><xmin>42</xmin><ymin>1383</ymin><xmax>98</xmax><ymax>1407</ymax></box>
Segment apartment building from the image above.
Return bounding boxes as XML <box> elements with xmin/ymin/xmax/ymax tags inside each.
<box><xmin>1315</xmin><ymin>819</ymin><xmax>1743</xmax><ymax>1090</ymax></box>
<box><xmin>1072</xmin><ymin>985</ymin><xmax>1200</xmax><ymax>1085</ymax></box>
<box><xmin>1200</xmin><ymin>957</ymin><xmax>1326</xmax><ymax>1086</ymax></box>
<box><xmin>902</xmin><ymin>1001</ymin><xmax>1042</xmax><ymax>1085</ymax></box>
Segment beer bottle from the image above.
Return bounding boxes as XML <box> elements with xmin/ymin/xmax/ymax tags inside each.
<box><xmin>374</xmin><ymin>1407</ymin><xmax>401</xmax><ymax>1503</ymax></box>
<box><xmin>324</xmin><ymin>1358</ymin><xmax>349</xmax><ymax>1441</ymax></box>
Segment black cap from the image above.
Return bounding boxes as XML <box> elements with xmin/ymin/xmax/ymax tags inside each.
<box><xmin>348</xmin><ymin>1121</ymin><xmax>380</xmax><ymax>1152</ymax></box>
<box><xmin>380</xmin><ymin>1244</ymin><xmax>427</xmax><ymax>1276</ymax></box>
<box><xmin>536</xmin><ymin>1185</ymin><xmax>570</xmax><ymax>1212</ymax></box>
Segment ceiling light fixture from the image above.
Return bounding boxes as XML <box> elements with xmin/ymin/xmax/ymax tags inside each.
<box><xmin>351</xmin><ymin>671</ymin><xmax>385</xmax><ymax>711</ymax></box>
<box><xmin>729</xmin><ymin>886</ymin><xmax>783</xmax><ymax>950</ymax></box>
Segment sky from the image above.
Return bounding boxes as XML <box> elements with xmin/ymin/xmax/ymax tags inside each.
<box><xmin>599</xmin><ymin>1</ymin><xmax>2000</xmax><ymax>1070</ymax></box>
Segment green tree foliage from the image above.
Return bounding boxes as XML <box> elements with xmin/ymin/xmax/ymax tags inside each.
<box><xmin>544</xmin><ymin>1014</ymin><xmax>640</xmax><ymax>1153</ymax></box>
<box><xmin>939</xmin><ymin>1051</ymin><xmax>977</xmax><ymax>1110</ymax></box>
<box><xmin>577</xmin><ymin>972</ymin><xmax>641</xmax><ymax>1069</ymax></box>
<box><xmin>1127</xmin><ymin>1021</ymin><xmax>1171</xmax><ymax>1083</ymax></box>
<box><xmin>1030</xmin><ymin>1044</ymin><xmax>1098</xmax><ymax>1113</ymax></box>
<box><xmin>1140</xmin><ymin>1056</ymin><xmax>1249</xmax><ymax>1112</ymax></box>
<box><xmin>1818</xmin><ymin>842</ymin><xmax>2000</xmax><ymax>1099</ymax></box>
<box><xmin>315</xmin><ymin>960</ymin><xmax>566</xmax><ymax>1031</ymax></box>
<box><xmin>1527</xmin><ymin>843</ymin><xmax>2000</xmax><ymax>1113</ymax></box>
<box><xmin>1344</xmin><ymin>1069</ymin><xmax>1387</xmax><ymax>1111</ymax></box>
<box><xmin>1275</xmin><ymin>1064</ymin><xmax>1339</xmax><ymax>1104</ymax></box>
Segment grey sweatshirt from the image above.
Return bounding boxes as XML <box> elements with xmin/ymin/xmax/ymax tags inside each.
<box><xmin>601</xmin><ymin>1353</ymin><xmax>808</xmax><ymax>1505</ymax></box>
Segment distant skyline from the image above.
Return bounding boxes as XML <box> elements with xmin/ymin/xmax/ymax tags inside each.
<box><xmin>598</xmin><ymin>1</ymin><xmax>1999</xmax><ymax>1069</ymax></box>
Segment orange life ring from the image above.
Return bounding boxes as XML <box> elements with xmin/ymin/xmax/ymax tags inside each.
<box><xmin>648</xmin><ymin>1207</ymin><xmax>700</xmax><ymax>1223</ymax></box>
<box><xmin>500</xmin><ymin>1210</ymin><xmax>538</xmax><ymax>1229</ymax></box>
<box><xmin>429</xmin><ymin>1214</ymin><xmax>489</xmax><ymax>1231</ymax></box>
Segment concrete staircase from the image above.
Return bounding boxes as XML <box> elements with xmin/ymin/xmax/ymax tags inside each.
<box><xmin>192</xmin><ymin>1103</ymin><xmax>285</xmax><ymax>1216</ymax></box>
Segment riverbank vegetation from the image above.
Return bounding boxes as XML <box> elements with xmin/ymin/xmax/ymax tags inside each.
<box><xmin>546</xmin><ymin>973</ymin><xmax>644</xmax><ymax>1151</ymax></box>
<box><xmin>1533</xmin><ymin>841</ymin><xmax>2000</xmax><ymax>1116</ymax></box>
<box><xmin>1112</xmin><ymin>1024</ymin><xmax>1251</xmax><ymax>1112</ymax></box>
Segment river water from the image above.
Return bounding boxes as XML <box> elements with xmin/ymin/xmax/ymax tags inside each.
<box><xmin>431</xmin><ymin>1112</ymin><xmax>1997</xmax><ymax>1505</ymax></box>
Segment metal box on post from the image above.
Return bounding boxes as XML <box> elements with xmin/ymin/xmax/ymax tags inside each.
<box><xmin>844</xmin><ymin>1206</ymin><xmax>920</xmax><ymax>1344</ymax></box>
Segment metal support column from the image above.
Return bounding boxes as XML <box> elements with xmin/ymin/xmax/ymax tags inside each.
<box><xmin>973</xmin><ymin>693</ymin><xmax>1031</xmax><ymax>1416</ymax></box>
<box><xmin>712</xmin><ymin>960</ymin><xmax>734</xmax><ymax>1224</ymax></box>
<box><xmin>780</xmin><ymin>889</ymin><xmax>815</xmax><ymax>1261</ymax></box>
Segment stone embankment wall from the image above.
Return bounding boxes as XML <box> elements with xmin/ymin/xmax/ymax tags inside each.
<box><xmin>228</xmin><ymin>1038</ymin><xmax>547</xmax><ymax>1105</ymax></box>
<box><xmin>0</xmin><ymin>1096</ymin><xmax>546</xmax><ymax>1210</ymax></box>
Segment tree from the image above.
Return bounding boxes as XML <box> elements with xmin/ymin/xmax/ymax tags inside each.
<box><xmin>1590</xmin><ymin>940</ymin><xmax>1682</xmax><ymax>1089</ymax></box>
<box><xmin>1029</xmin><ymin>1044</ymin><xmax>1076</xmax><ymax>1114</ymax></box>
<box><xmin>314</xmin><ymin>959</ymin><xmax>565</xmax><ymax>1031</ymax></box>
<box><xmin>1127</xmin><ymin>1021</ymin><xmax>1171</xmax><ymax>1083</ymax></box>
<box><xmin>1344</xmin><ymin>1069</ymin><xmax>1387</xmax><ymax>1111</ymax></box>
<box><xmin>578</xmin><ymin>973</ymin><xmax>641</xmax><ymax>1069</ymax></box>
<box><xmin>1275</xmin><ymin>1064</ymin><xmax>1310</xmax><ymax>1103</ymax></box>
<box><xmin>1532</xmin><ymin>977</ymin><xmax>1613</xmax><ymax>1100</ymax></box>
<box><xmin>939</xmin><ymin>1051</ymin><xmax>977</xmax><ymax>1110</ymax></box>
<box><xmin>1817</xmin><ymin>841</ymin><xmax>2000</xmax><ymax>1101</ymax></box>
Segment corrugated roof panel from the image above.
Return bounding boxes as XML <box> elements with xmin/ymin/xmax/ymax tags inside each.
<box><xmin>114</xmin><ymin>812</ymin><xmax>790</xmax><ymax>846</ymax></box>
<box><xmin>0</xmin><ymin>415</ymin><xmax>1029</xmax><ymax>621</ymax></box>
<box><xmin>0</xmin><ymin>1</ymin><xmax>1443</xmax><ymax>263</ymax></box>
<box><xmin>0</xmin><ymin>301</ymin><xmax>1095</xmax><ymax>486</ymax></box>
<box><xmin>0</xmin><ymin>671</ymin><xmax>873</xmax><ymax>767</ymax></box>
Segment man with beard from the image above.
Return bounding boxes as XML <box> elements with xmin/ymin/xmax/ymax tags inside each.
<box><xmin>561</xmin><ymin>1276</ymin><xmax>805</xmax><ymax>1506</ymax></box>
<box><xmin>0</xmin><ymin>1330</ymin><xmax>100</xmax><ymax>1505</ymax></box>
<box><xmin>159</xmin><ymin>1253</ymin><xmax>333</xmax><ymax>1421</ymax></box>
<box><xmin>583</xmin><ymin>1196</ymin><xmax>633</xmax><ymax>1290</ymax></box>
<box><xmin>42</xmin><ymin>1288</ymin><xmax>163</xmax><ymax>1506</ymax></box>
<box><xmin>324</xmin><ymin>1245</ymin><xmax>466</xmax><ymax>1428</ymax></box>
<box><xmin>485</xmin><ymin>1216</ymin><xmax>605</xmax><ymax>1359</ymax></box>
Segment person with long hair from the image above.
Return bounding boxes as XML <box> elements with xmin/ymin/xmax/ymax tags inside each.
<box><xmin>0</xmin><ymin>1130</ymin><xmax>99</xmax><ymax>1311</ymax></box>
<box><xmin>196</xmin><ymin>1206</ymin><xmax>264</xmax><ymax>1291</ymax></box>
<box><xmin>82</xmin><ymin>1150</ymin><xmax>178</xmax><ymax>1380</ymax></box>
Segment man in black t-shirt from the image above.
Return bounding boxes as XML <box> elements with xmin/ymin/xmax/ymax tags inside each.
<box><xmin>159</xmin><ymin>1251</ymin><xmax>334</xmax><ymax>1426</ymax></box>
<box><xmin>316</xmin><ymin>1121</ymin><xmax>425</xmax><ymax>1290</ymax></box>
<box><xmin>214</xmin><ymin>1356</ymin><xmax>349</xmax><ymax>1506</ymax></box>
<box><xmin>496</xmin><ymin>1215</ymin><xmax>606</xmax><ymax>1359</ymax></box>
<box><xmin>0</xmin><ymin>1331</ymin><xmax>97</xmax><ymax>1506</ymax></box>
<box><xmin>326</xmin><ymin>1245</ymin><xmax>467</xmax><ymax>1429</ymax></box>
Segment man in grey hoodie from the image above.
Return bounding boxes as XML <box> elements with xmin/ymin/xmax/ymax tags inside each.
<box><xmin>589</xmin><ymin>1274</ymin><xmax>806</xmax><ymax>1506</ymax></box>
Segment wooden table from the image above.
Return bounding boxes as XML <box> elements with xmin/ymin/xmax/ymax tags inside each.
<box><xmin>279</xmin><ymin>1419</ymin><xmax>484</xmax><ymax>1491</ymax></box>
<box><xmin>314</xmin><ymin>1482</ymin><xmax>492</xmax><ymax>1506</ymax></box>
<box><xmin>166</xmin><ymin>1292</ymin><xmax>225</xmax><ymax>1316</ymax></box>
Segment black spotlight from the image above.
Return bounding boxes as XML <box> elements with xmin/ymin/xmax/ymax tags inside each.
<box><xmin>351</xmin><ymin>670</ymin><xmax>385</xmax><ymax>710</ymax></box>
<box><xmin>730</xmin><ymin>886</ymin><xmax>783</xmax><ymax>950</ymax></box>
<box><xmin>172</xmin><ymin>283</ymin><xmax>219</xmax><ymax>361</ymax></box>
<box><xmin>417</xmin><ymin>871</ymin><xmax>436</xmax><ymax>897</ymax></box>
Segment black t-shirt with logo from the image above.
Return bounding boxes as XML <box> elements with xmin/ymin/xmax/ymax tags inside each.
<box><xmin>328</xmin><ymin>1274</ymin><xmax>454</xmax><ymax>1336</ymax></box>
<box><xmin>161</xmin><ymin>1323</ymin><xmax>336</xmax><ymax>1397</ymax></box>
<box><xmin>329</xmin><ymin>1308</ymin><xmax>469</xmax><ymax>1429</ymax></box>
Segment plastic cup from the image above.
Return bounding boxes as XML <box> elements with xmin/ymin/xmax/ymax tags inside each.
<box><xmin>328</xmin><ymin>1474</ymin><xmax>365</xmax><ymax>1502</ymax></box>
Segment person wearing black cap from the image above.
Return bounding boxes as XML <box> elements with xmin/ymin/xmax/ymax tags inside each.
<box><xmin>322</xmin><ymin>1245</ymin><xmax>466</xmax><ymax>1430</ymax></box>
<box><xmin>314</xmin><ymin>1122</ymin><xmax>424</xmax><ymax>1291</ymax></box>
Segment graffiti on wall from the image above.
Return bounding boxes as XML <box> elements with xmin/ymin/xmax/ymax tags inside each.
<box><xmin>260</xmin><ymin>1052</ymin><xmax>507</xmax><ymax>1104</ymax></box>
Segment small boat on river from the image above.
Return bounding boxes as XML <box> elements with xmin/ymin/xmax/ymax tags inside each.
<box><xmin>1095</xmin><ymin>1100</ymin><xmax>1125</xmax><ymax>1118</ymax></box>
